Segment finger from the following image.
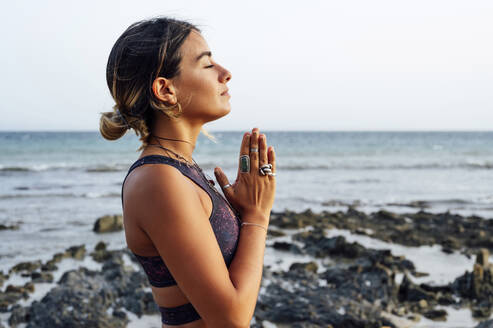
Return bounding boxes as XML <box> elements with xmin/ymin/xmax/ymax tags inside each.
<box><xmin>214</xmin><ymin>167</ymin><xmax>234</xmax><ymax>198</ymax></box>
<box><xmin>268</xmin><ymin>146</ymin><xmax>276</xmax><ymax>176</ymax></box>
<box><xmin>259</xmin><ymin>134</ymin><xmax>268</xmax><ymax>167</ymax></box>
<box><xmin>250</xmin><ymin>127</ymin><xmax>260</xmax><ymax>173</ymax></box>
<box><xmin>238</xmin><ymin>132</ymin><xmax>250</xmax><ymax>176</ymax></box>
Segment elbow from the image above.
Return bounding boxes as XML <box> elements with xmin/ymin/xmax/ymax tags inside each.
<box><xmin>226</xmin><ymin>306</ymin><xmax>252</xmax><ymax>328</ymax></box>
<box><xmin>205</xmin><ymin>289</ymin><xmax>252</xmax><ymax>327</ymax></box>
<box><xmin>208</xmin><ymin>317</ymin><xmax>250</xmax><ymax>328</ymax></box>
<box><xmin>218</xmin><ymin>301</ymin><xmax>251</xmax><ymax>328</ymax></box>
<box><xmin>225</xmin><ymin>319</ymin><xmax>251</xmax><ymax>328</ymax></box>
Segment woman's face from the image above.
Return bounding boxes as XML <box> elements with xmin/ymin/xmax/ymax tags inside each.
<box><xmin>171</xmin><ymin>30</ymin><xmax>232</xmax><ymax>124</ymax></box>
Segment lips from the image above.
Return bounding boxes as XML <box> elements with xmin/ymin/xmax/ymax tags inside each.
<box><xmin>220</xmin><ymin>89</ymin><xmax>229</xmax><ymax>96</ymax></box>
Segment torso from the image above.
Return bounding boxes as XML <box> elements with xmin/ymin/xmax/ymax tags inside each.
<box><xmin>123</xmin><ymin>150</ymin><xmax>210</xmax><ymax>328</ymax></box>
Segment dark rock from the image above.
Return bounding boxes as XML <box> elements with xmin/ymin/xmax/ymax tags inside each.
<box><xmin>294</xmin><ymin>233</ymin><xmax>365</xmax><ymax>259</ymax></box>
<box><xmin>267</xmin><ymin>229</ymin><xmax>286</xmax><ymax>237</ymax></box>
<box><xmin>374</xmin><ymin>210</ymin><xmax>404</xmax><ymax>223</ymax></box>
<box><xmin>477</xmin><ymin>249</ymin><xmax>490</xmax><ymax>266</ymax></box>
<box><xmin>272</xmin><ymin>241</ymin><xmax>303</xmax><ymax>254</ymax></box>
<box><xmin>41</xmin><ymin>260</ymin><xmax>58</xmax><ymax>272</ymax></box>
<box><xmin>5</xmin><ymin>283</ymin><xmax>34</xmax><ymax>295</ymax></box>
<box><xmin>0</xmin><ymin>271</ymin><xmax>8</xmax><ymax>288</ymax></box>
<box><xmin>112</xmin><ymin>309</ymin><xmax>127</xmax><ymax>320</ymax></box>
<box><xmin>256</xmin><ymin>269</ymin><xmax>396</xmax><ymax>328</ymax></box>
<box><xmin>423</xmin><ymin>309</ymin><xmax>447</xmax><ymax>321</ymax></box>
<box><xmin>289</xmin><ymin>262</ymin><xmax>318</xmax><ymax>274</ymax></box>
<box><xmin>64</xmin><ymin>245</ymin><xmax>86</xmax><ymax>260</ymax></box>
<box><xmin>95</xmin><ymin>241</ymin><xmax>107</xmax><ymax>251</ymax></box>
<box><xmin>93</xmin><ymin>214</ymin><xmax>123</xmax><ymax>233</ymax></box>
<box><xmin>91</xmin><ymin>249</ymin><xmax>112</xmax><ymax>263</ymax></box>
<box><xmin>0</xmin><ymin>224</ymin><xmax>19</xmax><ymax>230</ymax></box>
<box><xmin>31</xmin><ymin>271</ymin><xmax>54</xmax><ymax>283</ymax></box>
<box><xmin>8</xmin><ymin>304</ymin><xmax>28</xmax><ymax>326</ymax></box>
<box><xmin>321</xmin><ymin>264</ymin><xmax>397</xmax><ymax>305</ymax></box>
<box><xmin>398</xmin><ymin>275</ymin><xmax>436</xmax><ymax>303</ymax></box>
<box><xmin>437</xmin><ymin>294</ymin><xmax>456</xmax><ymax>305</ymax></box>
<box><xmin>473</xmin><ymin>304</ymin><xmax>492</xmax><ymax>319</ymax></box>
<box><xmin>9</xmin><ymin>261</ymin><xmax>41</xmax><ymax>274</ymax></box>
<box><xmin>0</xmin><ymin>289</ymin><xmax>27</xmax><ymax>312</ymax></box>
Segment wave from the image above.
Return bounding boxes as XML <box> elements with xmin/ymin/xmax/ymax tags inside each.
<box><xmin>0</xmin><ymin>166</ymin><xmax>32</xmax><ymax>172</ymax></box>
<box><xmin>1</xmin><ymin>159</ymin><xmax>492</xmax><ymax>173</ymax></box>
<box><xmin>83</xmin><ymin>192</ymin><xmax>120</xmax><ymax>198</ymax></box>
<box><xmin>0</xmin><ymin>192</ymin><xmax>120</xmax><ymax>200</ymax></box>
<box><xmin>343</xmin><ymin>178</ymin><xmax>381</xmax><ymax>184</ymax></box>
<box><xmin>317</xmin><ymin>198</ymin><xmax>484</xmax><ymax>209</ymax></box>
<box><xmin>14</xmin><ymin>185</ymin><xmax>72</xmax><ymax>191</ymax></box>
<box><xmin>86</xmin><ymin>166</ymin><xmax>122</xmax><ymax>173</ymax></box>
<box><xmin>277</xmin><ymin>162</ymin><xmax>493</xmax><ymax>171</ymax></box>
<box><xmin>386</xmin><ymin>199</ymin><xmax>476</xmax><ymax>209</ymax></box>
<box><xmin>0</xmin><ymin>163</ymin><xmax>127</xmax><ymax>173</ymax></box>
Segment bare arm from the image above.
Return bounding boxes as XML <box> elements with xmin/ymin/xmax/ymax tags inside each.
<box><xmin>215</xmin><ymin>127</ymin><xmax>276</xmax><ymax>326</ymax></box>
<box><xmin>227</xmin><ymin>217</ymin><xmax>268</xmax><ymax>327</ymax></box>
<box><xmin>129</xmin><ymin>128</ymin><xmax>275</xmax><ymax>328</ymax></box>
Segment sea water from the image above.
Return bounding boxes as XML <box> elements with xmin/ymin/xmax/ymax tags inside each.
<box><xmin>0</xmin><ymin>131</ymin><xmax>492</xmax><ymax>272</ymax></box>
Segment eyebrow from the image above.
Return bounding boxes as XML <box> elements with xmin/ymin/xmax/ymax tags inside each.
<box><xmin>195</xmin><ymin>51</ymin><xmax>212</xmax><ymax>61</ymax></box>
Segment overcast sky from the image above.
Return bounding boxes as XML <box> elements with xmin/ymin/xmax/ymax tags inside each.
<box><xmin>1</xmin><ymin>0</ymin><xmax>492</xmax><ymax>131</ymax></box>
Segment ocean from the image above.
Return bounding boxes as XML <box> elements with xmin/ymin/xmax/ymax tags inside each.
<box><xmin>1</xmin><ymin>131</ymin><xmax>492</xmax><ymax>273</ymax></box>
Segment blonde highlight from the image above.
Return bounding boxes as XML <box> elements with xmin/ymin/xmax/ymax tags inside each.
<box><xmin>100</xmin><ymin>16</ymin><xmax>200</xmax><ymax>151</ymax></box>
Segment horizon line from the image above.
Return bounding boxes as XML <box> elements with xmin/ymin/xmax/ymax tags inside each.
<box><xmin>1</xmin><ymin>129</ymin><xmax>493</xmax><ymax>133</ymax></box>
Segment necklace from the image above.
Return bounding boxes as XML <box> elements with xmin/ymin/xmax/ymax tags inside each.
<box><xmin>147</xmin><ymin>142</ymin><xmax>218</xmax><ymax>189</ymax></box>
<box><xmin>152</xmin><ymin>134</ymin><xmax>195</xmax><ymax>148</ymax></box>
<box><xmin>147</xmin><ymin>136</ymin><xmax>240</xmax><ymax>217</ymax></box>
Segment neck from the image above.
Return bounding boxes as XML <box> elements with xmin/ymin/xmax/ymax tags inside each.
<box><xmin>147</xmin><ymin>116</ymin><xmax>202</xmax><ymax>162</ymax></box>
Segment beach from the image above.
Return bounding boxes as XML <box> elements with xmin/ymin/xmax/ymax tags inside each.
<box><xmin>2</xmin><ymin>209</ymin><xmax>493</xmax><ymax>327</ymax></box>
<box><xmin>1</xmin><ymin>131</ymin><xmax>493</xmax><ymax>327</ymax></box>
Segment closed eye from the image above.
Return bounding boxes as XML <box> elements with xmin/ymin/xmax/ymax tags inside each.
<box><xmin>205</xmin><ymin>65</ymin><xmax>215</xmax><ymax>68</ymax></box>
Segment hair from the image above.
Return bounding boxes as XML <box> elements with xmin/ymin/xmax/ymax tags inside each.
<box><xmin>100</xmin><ymin>16</ymin><xmax>216</xmax><ymax>151</ymax></box>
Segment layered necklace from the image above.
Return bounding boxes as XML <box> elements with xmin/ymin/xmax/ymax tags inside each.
<box><xmin>148</xmin><ymin>134</ymin><xmax>222</xmax><ymax>198</ymax></box>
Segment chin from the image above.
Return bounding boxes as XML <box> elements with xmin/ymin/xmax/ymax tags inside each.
<box><xmin>202</xmin><ymin>106</ymin><xmax>231</xmax><ymax>124</ymax></box>
<box><xmin>216</xmin><ymin>106</ymin><xmax>231</xmax><ymax>119</ymax></box>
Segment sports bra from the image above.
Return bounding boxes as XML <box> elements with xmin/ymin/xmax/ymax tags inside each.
<box><xmin>121</xmin><ymin>154</ymin><xmax>241</xmax><ymax>325</ymax></box>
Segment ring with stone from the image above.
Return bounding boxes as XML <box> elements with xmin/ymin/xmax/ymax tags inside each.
<box><xmin>239</xmin><ymin>155</ymin><xmax>250</xmax><ymax>173</ymax></box>
<box><xmin>223</xmin><ymin>183</ymin><xmax>232</xmax><ymax>189</ymax></box>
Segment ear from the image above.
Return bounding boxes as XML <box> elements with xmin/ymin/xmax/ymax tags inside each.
<box><xmin>152</xmin><ymin>77</ymin><xmax>177</xmax><ymax>105</ymax></box>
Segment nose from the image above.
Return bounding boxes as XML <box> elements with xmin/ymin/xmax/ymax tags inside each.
<box><xmin>220</xmin><ymin>67</ymin><xmax>232</xmax><ymax>83</ymax></box>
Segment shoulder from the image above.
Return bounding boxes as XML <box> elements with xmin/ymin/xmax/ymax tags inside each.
<box><xmin>123</xmin><ymin>162</ymin><xmax>202</xmax><ymax>221</ymax></box>
<box><xmin>125</xmin><ymin>162</ymin><xmax>194</xmax><ymax>201</ymax></box>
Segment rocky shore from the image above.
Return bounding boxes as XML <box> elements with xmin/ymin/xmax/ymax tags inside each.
<box><xmin>1</xmin><ymin>208</ymin><xmax>493</xmax><ymax>327</ymax></box>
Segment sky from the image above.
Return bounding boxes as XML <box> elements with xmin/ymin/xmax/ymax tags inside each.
<box><xmin>1</xmin><ymin>0</ymin><xmax>492</xmax><ymax>131</ymax></box>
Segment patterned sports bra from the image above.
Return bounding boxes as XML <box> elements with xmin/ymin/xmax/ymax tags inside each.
<box><xmin>121</xmin><ymin>155</ymin><xmax>241</xmax><ymax>325</ymax></box>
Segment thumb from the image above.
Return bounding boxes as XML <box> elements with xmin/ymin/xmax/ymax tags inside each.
<box><xmin>214</xmin><ymin>167</ymin><xmax>234</xmax><ymax>197</ymax></box>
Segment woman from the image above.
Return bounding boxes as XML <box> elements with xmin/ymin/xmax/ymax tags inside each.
<box><xmin>99</xmin><ymin>17</ymin><xmax>276</xmax><ymax>328</ymax></box>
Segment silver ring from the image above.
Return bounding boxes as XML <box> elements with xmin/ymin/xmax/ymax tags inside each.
<box><xmin>268</xmin><ymin>172</ymin><xmax>276</xmax><ymax>177</ymax></box>
<box><xmin>223</xmin><ymin>183</ymin><xmax>232</xmax><ymax>189</ymax></box>
<box><xmin>250</xmin><ymin>148</ymin><xmax>258</xmax><ymax>153</ymax></box>
<box><xmin>259</xmin><ymin>163</ymin><xmax>273</xmax><ymax>176</ymax></box>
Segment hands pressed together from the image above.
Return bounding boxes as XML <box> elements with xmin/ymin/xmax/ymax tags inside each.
<box><xmin>214</xmin><ymin>128</ymin><xmax>276</xmax><ymax>226</ymax></box>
